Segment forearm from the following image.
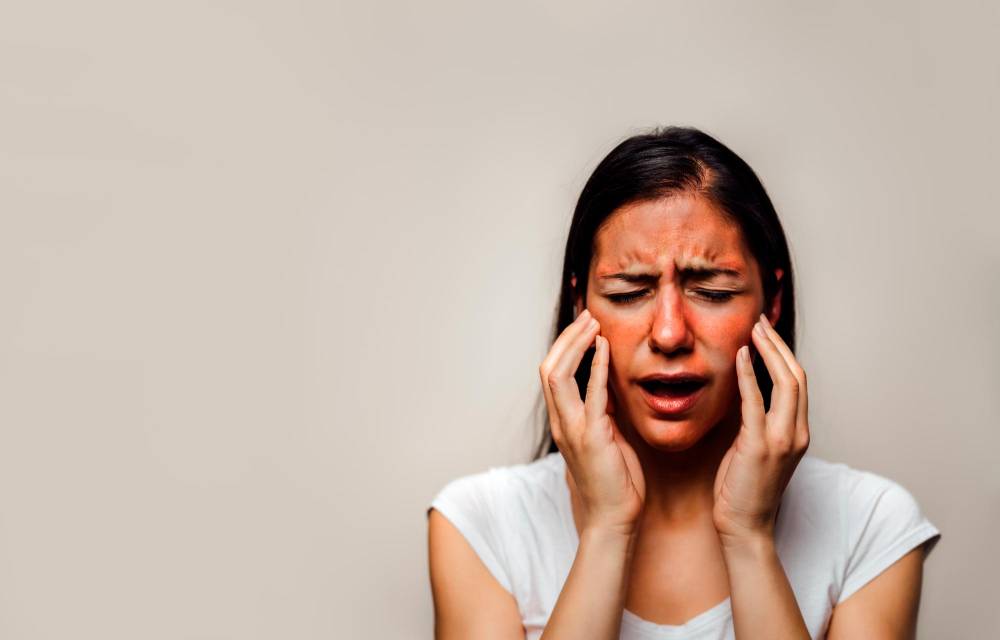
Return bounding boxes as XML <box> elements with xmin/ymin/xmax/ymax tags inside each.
<box><xmin>721</xmin><ymin>535</ymin><xmax>811</xmax><ymax>640</ymax></box>
<box><xmin>540</xmin><ymin>528</ymin><xmax>636</xmax><ymax>640</ymax></box>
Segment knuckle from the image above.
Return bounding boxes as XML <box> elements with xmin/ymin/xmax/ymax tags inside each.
<box><xmin>771</xmin><ymin>435</ymin><xmax>793</xmax><ymax>454</ymax></box>
<box><xmin>783</xmin><ymin>376</ymin><xmax>799</xmax><ymax>394</ymax></box>
<box><xmin>546</xmin><ymin>369</ymin><xmax>564</xmax><ymax>389</ymax></box>
<box><xmin>796</xmin><ymin>429</ymin><xmax>811</xmax><ymax>451</ymax></box>
<box><xmin>550</xmin><ymin>427</ymin><xmax>564</xmax><ymax>447</ymax></box>
<box><xmin>580</xmin><ymin>427</ymin><xmax>600</xmax><ymax>452</ymax></box>
<box><xmin>539</xmin><ymin>364</ymin><xmax>552</xmax><ymax>384</ymax></box>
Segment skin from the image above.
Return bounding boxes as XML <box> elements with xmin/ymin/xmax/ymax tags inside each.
<box><xmin>564</xmin><ymin>192</ymin><xmax>804</xmax><ymax>631</ymax></box>
<box><xmin>572</xmin><ymin>192</ymin><xmax>773</xmax><ymax>531</ymax></box>
<box><xmin>428</xmin><ymin>191</ymin><xmax>928</xmax><ymax>639</ymax></box>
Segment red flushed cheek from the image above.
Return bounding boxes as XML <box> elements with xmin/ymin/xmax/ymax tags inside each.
<box><xmin>595</xmin><ymin>324</ymin><xmax>643</xmax><ymax>387</ymax></box>
<box><xmin>698</xmin><ymin>314</ymin><xmax>756</xmax><ymax>373</ymax></box>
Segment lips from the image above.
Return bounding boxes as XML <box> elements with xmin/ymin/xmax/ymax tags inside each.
<box><xmin>636</xmin><ymin>374</ymin><xmax>708</xmax><ymax>416</ymax></box>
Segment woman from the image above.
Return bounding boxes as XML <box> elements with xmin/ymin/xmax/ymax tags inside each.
<box><xmin>427</xmin><ymin>126</ymin><xmax>941</xmax><ymax>639</ymax></box>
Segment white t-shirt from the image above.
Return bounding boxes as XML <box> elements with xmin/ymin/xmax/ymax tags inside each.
<box><xmin>427</xmin><ymin>451</ymin><xmax>941</xmax><ymax>639</ymax></box>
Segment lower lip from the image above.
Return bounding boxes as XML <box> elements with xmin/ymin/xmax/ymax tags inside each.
<box><xmin>639</xmin><ymin>383</ymin><xmax>706</xmax><ymax>416</ymax></box>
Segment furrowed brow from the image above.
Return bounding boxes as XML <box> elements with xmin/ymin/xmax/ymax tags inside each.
<box><xmin>598</xmin><ymin>272</ymin><xmax>658</xmax><ymax>284</ymax></box>
<box><xmin>598</xmin><ymin>266</ymin><xmax>743</xmax><ymax>283</ymax></box>
<box><xmin>679</xmin><ymin>266</ymin><xmax>743</xmax><ymax>279</ymax></box>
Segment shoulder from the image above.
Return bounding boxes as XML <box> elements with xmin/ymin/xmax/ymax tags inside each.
<box><xmin>429</xmin><ymin>452</ymin><xmax>566</xmax><ymax>517</ymax></box>
<box><xmin>427</xmin><ymin>452</ymin><xmax>568</xmax><ymax>594</ymax></box>
<box><xmin>784</xmin><ymin>454</ymin><xmax>940</xmax><ymax>542</ymax></box>
<box><xmin>779</xmin><ymin>454</ymin><xmax>941</xmax><ymax>605</ymax></box>
<box><xmin>789</xmin><ymin>455</ymin><xmax>937</xmax><ymax>536</ymax></box>
<box><xmin>784</xmin><ymin>454</ymin><xmax>930</xmax><ymax>515</ymax></box>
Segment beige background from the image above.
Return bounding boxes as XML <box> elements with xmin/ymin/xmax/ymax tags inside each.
<box><xmin>1</xmin><ymin>1</ymin><xmax>997</xmax><ymax>638</ymax></box>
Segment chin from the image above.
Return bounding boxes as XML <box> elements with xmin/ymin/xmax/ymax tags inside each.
<box><xmin>633</xmin><ymin>416</ymin><xmax>714</xmax><ymax>452</ymax></box>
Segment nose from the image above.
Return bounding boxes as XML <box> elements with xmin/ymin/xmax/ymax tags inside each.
<box><xmin>648</xmin><ymin>285</ymin><xmax>694</xmax><ymax>356</ymax></box>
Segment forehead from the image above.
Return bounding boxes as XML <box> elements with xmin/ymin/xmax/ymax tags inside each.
<box><xmin>592</xmin><ymin>194</ymin><xmax>752</xmax><ymax>273</ymax></box>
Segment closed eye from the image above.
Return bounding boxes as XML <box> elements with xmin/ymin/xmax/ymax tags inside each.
<box><xmin>607</xmin><ymin>290</ymin><xmax>649</xmax><ymax>304</ymax></box>
<box><xmin>606</xmin><ymin>289</ymin><xmax>737</xmax><ymax>304</ymax></box>
<box><xmin>695</xmin><ymin>290</ymin><xmax>737</xmax><ymax>302</ymax></box>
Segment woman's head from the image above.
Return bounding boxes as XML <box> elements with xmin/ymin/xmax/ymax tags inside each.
<box><xmin>533</xmin><ymin>126</ymin><xmax>796</xmax><ymax>459</ymax></box>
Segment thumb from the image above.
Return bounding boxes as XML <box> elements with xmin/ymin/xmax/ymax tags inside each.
<box><xmin>611</xmin><ymin>418</ymin><xmax>645</xmax><ymax>500</ymax></box>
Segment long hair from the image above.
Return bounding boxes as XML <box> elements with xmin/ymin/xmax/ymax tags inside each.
<box><xmin>530</xmin><ymin>125</ymin><xmax>797</xmax><ymax>461</ymax></box>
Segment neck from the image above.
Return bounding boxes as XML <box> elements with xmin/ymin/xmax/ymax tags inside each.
<box><xmin>624</xmin><ymin>400</ymin><xmax>742</xmax><ymax>529</ymax></box>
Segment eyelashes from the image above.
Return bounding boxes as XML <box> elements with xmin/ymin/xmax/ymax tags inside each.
<box><xmin>606</xmin><ymin>289</ymin><xmax>737</xmax><ymax>304</ymax></box>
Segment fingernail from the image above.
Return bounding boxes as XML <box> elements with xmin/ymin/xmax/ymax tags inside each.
<box><xmin>580</xmin><ymin>308</ymin><xmax>591</xmax><ymax>321</ymax></box>
<box><xmin>754</xmin><ymin>321</ymin><xmax>766</xmax><ymax>337</ymax></box>
<box><xmin>759</xmin><ymin>313</ymin><xmax>771</xmax><ymax>328</ymax></box>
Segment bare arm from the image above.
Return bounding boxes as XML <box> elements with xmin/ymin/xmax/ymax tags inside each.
<box><xmin>826</xmin><ymin>545</ymin><xmax>926</xmax><ymax>640</ymax></box>
<box><xmin>539</xmin><ymin>527</ymin><xmax>636</xmax><ymax>640</ymax></box>
<box><xmin>428</xmin><ymin>508</ymin><xmax>524</xmax><ymax>640</ymax></box>
<box><xmin>428</xmin><ymin>505</ymin><xmax>638</xmax><ymax>640</ymax></box>
<box><xmin>721</xmin><ymin>535</ymin><xmax>811</xmax><ymax>639</ymax></box>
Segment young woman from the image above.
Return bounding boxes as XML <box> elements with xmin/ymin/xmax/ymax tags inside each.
<box><xmin>427</xmin><ymin>126</ymin><xmax>941</xmax><ymax>639</ymax></box>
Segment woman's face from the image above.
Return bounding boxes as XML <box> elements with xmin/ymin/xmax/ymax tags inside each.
<box><xmin>577</xmin><ymin>193</ymin><xmax>782</xmax><ymax>452</ymax></box>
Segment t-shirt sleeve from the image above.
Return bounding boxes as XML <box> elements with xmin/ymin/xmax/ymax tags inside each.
<box><xmin>837</xmin><ymin>469</ymin><xmax>942</xmax><ymax>605</ymax></box>
<box><xmin>427</xmin><ymin>471</ymin><xmax>514</xmax><ymax>595</ymax></box>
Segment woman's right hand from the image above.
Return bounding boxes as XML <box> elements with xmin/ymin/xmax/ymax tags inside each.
<box><xmin>539</xmin><ymin>308</ymin><xmax>646</xmax><ymax>538</ymax></box>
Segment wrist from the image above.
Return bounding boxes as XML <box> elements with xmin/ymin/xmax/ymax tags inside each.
<box><xmin>580</xmin><ymin>525</ymin><xmax>638</xmax><ymax>551</ymax></box>
<box><xmin>718</xmin><ymin>530</ymin><xmax>775</xmax><ymax>559</ymax></box>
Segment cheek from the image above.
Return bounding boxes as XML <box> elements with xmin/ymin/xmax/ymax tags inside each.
<box><xmin>700</xmin><ymin>314</ymin><xmax>755</xmax><ymax>367</ymax></box>
<box><xmin>598</xmin><ymin>326</ymin><xmax>641</xmax><ymax>382</ymax></box>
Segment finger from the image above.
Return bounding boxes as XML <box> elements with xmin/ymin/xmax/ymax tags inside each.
<box><xmin>611</xmin><ymin>417</ymin><xmax>644</xmax><ymax>498</ymax></box>
<box><xmin>751</xmin><ymin>319</ymin><xmax>798</xmax><ymax>442</ymax></box>
<box><xmin>584</xmin><ymin>334</ymin><xmax>609</xmax><ymax>425</ymax></box>
<box><xmin>757</xmin><ymin>315</ymin><xmax>809</xmax><ymax>447</ymax></box>
<box><xmin>540</xmin><ymin>357</ymin><xmax>563</xmax><ymax>445</ymax></box>
<box><xmin>540</xmin><ymin>310</ymin><xmax>595</xmax><ymax>445</ymax></box>
<box><xmin>541</xmin><ymin>309</ymin><xmax>594</xmax><ymax>377</ymax></box>
<box><xmin>735</xmin><ymin>344</ymin><xmax>766</xmax><ymax>439</ymax></box>
<box><xmin>541</xmin><ymin>378</ymin><xmax>563</xmax><ymax>446</ymax></box>
<box><xmin>548</xmin><ymin>316</ymin><xmax>600</xmax><ymax>434</ymax></box>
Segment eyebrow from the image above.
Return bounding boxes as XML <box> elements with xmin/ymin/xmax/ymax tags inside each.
<box><xmin>598</xmin><ymin>266</ymin><xmax>744</xmax><ymax>283</ymax></box>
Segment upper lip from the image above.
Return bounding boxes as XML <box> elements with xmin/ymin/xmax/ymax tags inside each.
<box><xmin>638</xmin><ymin>372</ymin><xmax>709</xmax><ymax>385</ymax></box>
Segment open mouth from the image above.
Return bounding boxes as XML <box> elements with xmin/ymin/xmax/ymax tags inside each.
<box><xmin>637</xmin><ymin>378</ymin><xmax>708</xmax><ymax>416</ymax></box>
<box><xmin>638</xmin><ymin>379</ymin><xmax>707</xmax><ymax>397</ymax></box>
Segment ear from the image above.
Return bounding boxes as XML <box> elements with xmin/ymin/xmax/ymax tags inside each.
<box><xmin>764</xmin><ymin>268</ymin><xmax>784</xmax><ymax>326</ymax></box>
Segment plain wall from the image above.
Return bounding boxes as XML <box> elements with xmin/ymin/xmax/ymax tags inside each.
<box><xmin>1</xmin><ymin>1</ymin><xmax>997</xmax><ymax>637</ymax></box>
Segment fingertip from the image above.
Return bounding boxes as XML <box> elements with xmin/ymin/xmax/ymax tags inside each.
<box><xmin>737</xmin><ymin>345</ymin><xmax>756</xmax><ymax>381</ymax></box>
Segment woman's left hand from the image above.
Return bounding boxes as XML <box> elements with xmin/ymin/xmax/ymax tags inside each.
<box><xmin>712</xmin><ymin>313</ymin><xmax>810</xmax><ymax>546</ymax></box>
